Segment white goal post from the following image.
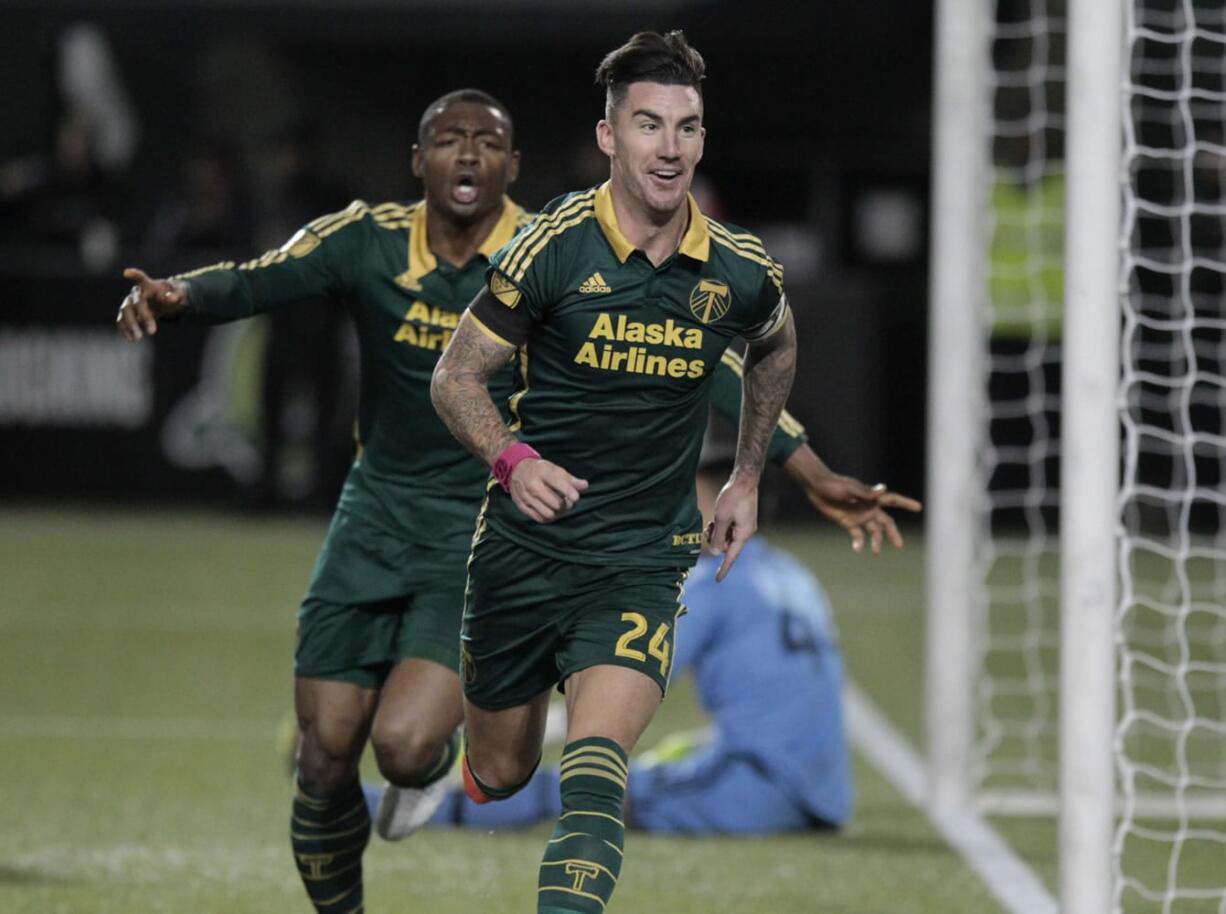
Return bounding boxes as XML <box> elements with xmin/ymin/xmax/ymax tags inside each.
<box><xmin>925</xmin><ymin>0</ymin><xmax>987</xmax><ymax>820</ymax></box>
<box><xmin>1058</xmin><ymin>1</ymin><xmax>1121</xmax><ymax>911</ymax></box>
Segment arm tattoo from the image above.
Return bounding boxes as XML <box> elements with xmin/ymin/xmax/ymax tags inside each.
<box><xmin>734</xmin><ymin>312</ymin><xmax>798</xmax><ymax>482</ymax></box>
<box><xmin>431</xmin><ymin>313</ymin><xmax>519</xmax><ymax>465</ymax></box>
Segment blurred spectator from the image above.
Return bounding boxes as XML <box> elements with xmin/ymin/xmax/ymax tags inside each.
<box><xmin>253</xmin><ymin>122</ymin><xmax>351</xmax><ymax>249</ymax></box>
<box><xmin>252</xmin><ymin>123</ymin><xmax>356</xmax><ymax>509</ymax></box>
<box><xmin>0</xmin><ymin>22</ymin><xmax>139</xmax><ymax>271</ymax></box>
<box><xmin>139</xmin><ymin>139</ymin><xmax>251</xmax><ymax>265</ymax></box>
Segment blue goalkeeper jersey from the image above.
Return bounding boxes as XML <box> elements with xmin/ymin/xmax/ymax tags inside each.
<box><xmin>675</xmin><ymin>536</ymin><xmax>851</xmax><ymax>826</ymax></box>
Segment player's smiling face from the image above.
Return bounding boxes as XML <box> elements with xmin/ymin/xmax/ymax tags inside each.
<box><xmin>413</xmin><ymin>101</ymin><xmax>519</xmax><ymax>223</ymax></box>
<box><xmin>598</xmin><ymin>81</ymin><xmax>705</xmax><ymax>219</ymax></box>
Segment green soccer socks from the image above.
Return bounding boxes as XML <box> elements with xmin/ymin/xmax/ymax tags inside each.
<box><xmin>291</xmin><ymin>777</ymin><xmax>371</xmax><ymax>913</ymax></box>
<box><xmin>537</xmin><ymin>736</ymin><xmax>628</xmax><ymax>914</ymax></box>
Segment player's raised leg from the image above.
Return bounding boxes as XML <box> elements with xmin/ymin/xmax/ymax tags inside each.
<box><xmin>461</xmin><ymin>692</ymin><xmax>552</xmax><ymax>802</ymax></box>
<box><xmin>292</xmin><ymin>678</ymin><xmax>377</xmax><ymax>914</ymax></box>
<box><xmin>368</xmin><ymin>657</ymin><xmax>464</xmax><ymax>839</ymax></box>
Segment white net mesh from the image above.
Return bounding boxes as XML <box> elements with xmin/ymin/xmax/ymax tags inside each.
<box><xmin>972</xmin><ymin>6</ymin><xmax>1226</xmax><ymax>906</ymax></box>
<box><xmin>974</xmin><ymin>0</ymin><xmax>1067</xmax><ymax>804</ymax></box>
<box><xmin>935</xmin><ymin>0</ymin><xmax>1226</xmax><ymax>906</ymax></box>
<box><xmin>1116</xmin><ymin>1</ymin><xmax>1226</xmax><ymax>910</ymax></box>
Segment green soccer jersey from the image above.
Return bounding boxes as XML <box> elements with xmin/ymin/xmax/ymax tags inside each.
<box><xmin>179</xmin><ymin>197</ymin><xmax>532</xmax><ymax>547</ymax></box>
<box><xmin>474</xmin><ymin>182</ymin><xmax>795</xmax><ymax>568</ymax></box>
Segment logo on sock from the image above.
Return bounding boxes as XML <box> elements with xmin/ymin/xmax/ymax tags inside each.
<box><xmin>295</xmin><ymin>852</ymin><xmax>335</xmax><ymax>879</ymax></box>
<box><xmin>565</xmin><ymin>861</ymin><xmax>602</xmax><ymax>892</ymax></box>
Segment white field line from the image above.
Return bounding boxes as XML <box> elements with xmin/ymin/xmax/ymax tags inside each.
<box><xmin>845</xmin><ymin>680</ymin><xmax>1057</xmax><ymax>914</ymax></box>
<box><xmin>0</xmin><ymin>716</ymin><xmax>276</xmax><ymax>741</ymax></box>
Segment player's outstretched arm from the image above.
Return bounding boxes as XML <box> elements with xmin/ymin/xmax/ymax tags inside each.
<box><xmin>115</xmin><ymin>267</ymin><xmax>189</xmax><ymax>340</ymax></box>
<box><xmin>431</xmin><ymin>300</ymin><xmax>587</xmax><ymax>524</ymax></box>
<box><xmin>708</xmin><ymin>311</ymin><xmax>798</xmax><ymax>582</ymax></box>
<box><xmin>783</xmin><ymin>445</ymin><xmax>922</xmax><ymax>554</ymax></box>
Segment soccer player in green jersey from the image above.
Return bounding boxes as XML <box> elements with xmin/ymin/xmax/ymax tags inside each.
<box><xmin>431</xmin><ymin>32</ymin><xmax>918</xmax><ymax>914</ymax></box>
<box><xmin>115</xmin><ymin>87</ymin><xmax>823</xmax><ymax>912</ymax></box>
<box><xmin>116</xmin><ymin>89</ymin><xmax>532</xmax><ymax>914</ymax></box>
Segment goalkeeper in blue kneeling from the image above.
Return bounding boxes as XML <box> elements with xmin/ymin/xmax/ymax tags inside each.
<box><xmin>447</xmin><ymin>535</ymin><xmax>849</xmax><ymax>834</ymax></box>
<box><xmin>374</xmin><ymin>455</ymin><xmax>853</xmax><ymax>835</ymax></box>
<box><xmin>366</xmin><ymin>419</ymin><xmax>917</xmax><ymax>838</ymax></box>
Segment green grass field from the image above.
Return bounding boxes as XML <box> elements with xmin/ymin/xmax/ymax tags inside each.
<box><xmin>1</xmin><ymin>507</ymin><xmax>1027</xmax><ymax>913</ymax></box>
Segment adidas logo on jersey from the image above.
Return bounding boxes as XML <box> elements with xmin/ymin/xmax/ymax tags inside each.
<box><xmin>578</xmin><ymin>272</ymin><xmax>612</xmax><ymax>294</ymax></box>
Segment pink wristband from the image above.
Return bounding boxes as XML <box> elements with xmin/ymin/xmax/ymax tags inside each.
<box><xmin>493</xmin><ymin>442</ymin><xmax>541</xmax><ymax>491</ymax></box>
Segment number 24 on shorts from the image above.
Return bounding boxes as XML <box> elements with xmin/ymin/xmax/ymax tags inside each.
<box><xmin>615</xmin><ymin>611</ymin><xmax>671</xmax><ymax>676</ymax></box>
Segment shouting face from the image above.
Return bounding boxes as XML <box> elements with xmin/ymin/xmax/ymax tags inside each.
<box><xmin>413</xmin><ymin>100</ymin><xmax>519</xmax><ymax>224</ymax></box>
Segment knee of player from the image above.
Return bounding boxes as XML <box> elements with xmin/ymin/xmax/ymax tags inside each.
<box><xmin>296</xmin><ymin>721</ymin><xmax>365</xmax><ymax>788</ymax></box>
<box><xmin>466</xmin><ymin>749</ymin><xmax>539</xmax><ymax>795</ymax></box>
<box><xmin>370</xmin><ymin>724</ymin><xmax>442</xmax><ymax>783</ymax></box>
<box><xmin>296</xmin><ymin>742</ymin><xmax>360</xmax><ymax>794</ymax></box>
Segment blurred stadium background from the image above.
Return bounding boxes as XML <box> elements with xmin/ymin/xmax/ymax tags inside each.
<box><xmin>0</xmin><ymin>0</ymin><xmax>930</xmax><ymax>511</ymax></box>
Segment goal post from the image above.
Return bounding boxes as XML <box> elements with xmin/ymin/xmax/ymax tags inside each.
<box><xmin>1058</xmin><ymin>0</ymin><xmax>1123</xmax><ymax>911</ymax></box>
<box><xmin>925</xmin><ymin>0</ymin><xmax>989</xmax><ymax>818</ymax></box>
<box><xmin>926</xmin><ymin>0</ymin><xmax>1071</xmax><ymax>822</ymax></box>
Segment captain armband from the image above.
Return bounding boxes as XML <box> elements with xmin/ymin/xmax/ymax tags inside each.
<box><xmin>469</xmin><ymin>277</ymin><xmax>533</xmax><ymax>347</ymax></box>
<box><xmin>743</xmin><ymin>292</ymin><xmax>791</xmax><ymax>342</ymax></box>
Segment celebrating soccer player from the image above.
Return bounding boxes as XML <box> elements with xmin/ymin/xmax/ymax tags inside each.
<box><xmin>431</xmin><ymin>31</ymin><xmax>917</xmax><ymax>914</ymax></box>
<box><xmin>116</xmin><ymin>85</ymin><xmax>831</xmax><ymax>912</ymax></box>
<box><xmin>118</xmin><ymin>89</ymin><xmax>530</xmax><ymax>913</ymax></box>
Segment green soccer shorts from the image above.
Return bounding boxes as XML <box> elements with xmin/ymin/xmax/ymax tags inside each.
<box><xmin>294</xmin><ymin>508</ymin><xmax>466</xmax><ymax>688</ymax></box>
<box><xmin>460</xmin><ymin>526</ymin><xmax>689</xmax><ymax>709</ymax></box>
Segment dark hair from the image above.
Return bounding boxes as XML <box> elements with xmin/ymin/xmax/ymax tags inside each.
<box><xmin>417</xmin><ymin>89</ymin><xmax>513</xmax><ymax>145</ymax></box>
<box><xmin>594</xmin><ymin>30</ymin><xmax>706</xmax><ymax>116</ymax></box>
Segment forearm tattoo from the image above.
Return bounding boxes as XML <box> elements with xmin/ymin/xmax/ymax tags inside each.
<box><xmin>430</xmin><ymin>316</ymin><xmax>518</xmax><ymax>464</ymax></box>
<box><xmin>735</xmin><ymin>313</ymin><xmax>798</xmax><ymax>481</ymax></box>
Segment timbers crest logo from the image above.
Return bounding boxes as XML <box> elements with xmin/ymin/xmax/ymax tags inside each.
<box><xmin>489</xmin><ymin>272</ymin><xmax>522</xmax><ymax>308</ymax></box>
<box><xmin>689</xmin><ymin>279</ymin><xmax>731</xmax><ymax>325</ymax></box>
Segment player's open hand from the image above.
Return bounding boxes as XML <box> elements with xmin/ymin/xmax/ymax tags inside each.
<box><xmin>509</xmin><ymin>458</ymin><xmax>589</xmax><ymax>524</ymax></box>
<box><xmin>783</xmin><ymin>445</ymin><xmax>921</xmax><ymax>554</ymax></box>
<box><xmin>808</xmin><ymin>474</ymin><xmax>921</xmax><ymax>554</ymax></box>
<box><xmin>116</xmin><ymin>267</ymin><xmax>189</xmax><ymax>341</ymax></box>
<box><xmin>705</xmin><ymin>475</ymin><xmax>759</xmax><ymax>582</ymax></box>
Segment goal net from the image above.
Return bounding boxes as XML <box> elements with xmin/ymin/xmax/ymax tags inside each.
<box><xmin>929</xmin><ymin>0</ymin><xmax>1226</xmax><ymax>909</ymax></box>
<box><xmin>975</xmin><ymin>0</ymin><xmax>1068</xmax><ymax>812</ymax></box>
<box><xmin>1116</xmin><ymin>0</ymin><xmax>1226</xmax><ymax>909</ymax></box>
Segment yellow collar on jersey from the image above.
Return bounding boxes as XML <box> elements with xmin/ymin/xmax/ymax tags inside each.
<box><xmin>406</xmin><ymin>196</ymin><xmax>524</xmax><ymax>285</ymax></box>
<box><xmin>593</xmin><ymin>181</ymin><xmax>710</xmax><ymax>264</ymax></box>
